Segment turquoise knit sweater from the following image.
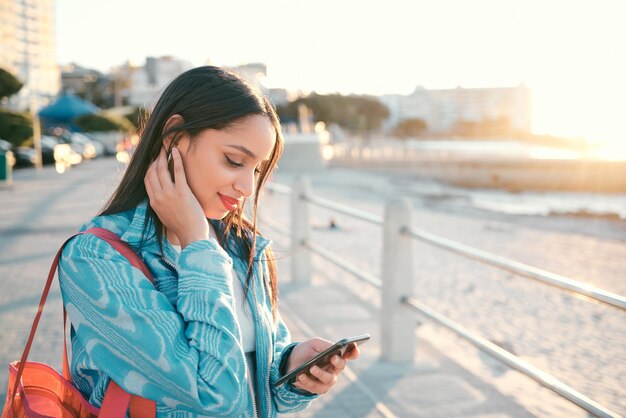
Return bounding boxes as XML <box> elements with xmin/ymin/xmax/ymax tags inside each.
<box><xmin>58</xmin><ymin>199</ymin><xmax>318</xmax><ymax>417</ymax></box>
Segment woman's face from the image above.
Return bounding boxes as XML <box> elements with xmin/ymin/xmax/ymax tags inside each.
<box><xmin>171</xmin><ymin>114</ymin><xmax>276</xmax><ymax>220</ymax></box>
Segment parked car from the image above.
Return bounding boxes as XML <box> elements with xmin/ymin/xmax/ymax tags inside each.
<box><xmin>12</xmin><ymin>147</ymin><xmax>38</xmax><ymax>167</ymax></box>
<box><xmin>41</xmin><ymin>135</ymin><xmax>79</xmax><ymax>166</ymax></box>
<box><xmin>53</xmin><ymin>136</ymin><xmax>89</xmax><ymax>162</ymax></box>
<box><xmin>48</xmin><ymin>130</ymin><xmax>103</xmax><ymax>161</ymax></box>
<box><xmin>0</xmin><ymin>139</ymin><xmax>38</xmax><ymax>168</ymax></box>
<box><xmin>71</xmin><ymin>132</ymin><xmax>103</xmax><ymax>159</ymax></box>
<box><xmin>0</xmin><ymin>139</ymin><xmax>16</xmax><ymax>169</ymax></box>
<box><xmin>82</xmin><ymin>132</ymin><xmax>124</xmax><ymax>156</ymax></box>
<box><xmin>87</xmin><ymin>136</ymin><xmax>111</xmax><ymax>156</ymax></box>
<box><xmin>40</xmin><ymin>136</ymin><xmax>59</xmax><ymax>164</ymax></box>
<box><xmin>0</xmin><ymin>139</ymin><xmax>11</xmax><ymax>152</ymax></box>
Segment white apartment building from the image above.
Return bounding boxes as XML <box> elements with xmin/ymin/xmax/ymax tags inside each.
<box><xmin>380</xmin><ymin>84</ymin><xmax>532</xmax><ymax>135</ymax></box>
<box><xmin>0</xmin><ymin>0</ymin><xmax>60</xmax><ymax>111</ymax></box>
<box><xmin>123</xmin><ymin>56</ymin><xmax>193</xmax><ymax>107</ymax></box>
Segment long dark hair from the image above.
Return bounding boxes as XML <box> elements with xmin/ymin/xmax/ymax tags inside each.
<box><xmin>99</xmin><ymin>66</ymin><xmax>283</xmax><ymax>320</ymax></box>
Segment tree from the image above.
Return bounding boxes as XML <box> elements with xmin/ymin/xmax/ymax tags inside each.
<box><xmin>277</xmin><ymin>93</ymin><xmax>390</xmax><ymax>135</ymax></box>
<box><xmin>275</xmin><ymin>102</ymin><xmax>299</xmax><ymax>124</ymax></box>
<box><xmin>74</xmin><ymin>73</ymin><xmax>116</xmax><ymax>108</ymax></box>
<box><xmin>393</xmin><ymin>118</ymin><xmax>427</xmax><ymax>138</ymax></box>
<box><xmin>454</xmin><ymin>116</ymin><xmax>512</xmax><ymax>137</ymax></box>
<box><xmin>0</xmin><ymin>67</ymin><xmax>32</xmax><ymax>147</ymax></box>
<box><xmin>0</xmin><ymin>67</ymin><xmax>23</xmax><ymax>101</ymax></box>
<box><xmin>0</xmin><ymin>111</ymin><xmax>33</xmax><ymax>147</ymax></box>
<box><xmin>124</xmin><ymin>107</ymin><xmax>148</xmax><ymax>129</ymax></box>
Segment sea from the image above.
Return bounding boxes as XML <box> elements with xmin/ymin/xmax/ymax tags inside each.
<box><xmin>339</xmin><ymin>139</ymin><xmax>626</xmax><ymax>221</ymax></box>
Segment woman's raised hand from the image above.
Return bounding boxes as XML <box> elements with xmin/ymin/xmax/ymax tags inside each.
<box><xmin>144</xmin><ymin>147</ymin><xmax>210</xmax><ymax>248</ymax></box>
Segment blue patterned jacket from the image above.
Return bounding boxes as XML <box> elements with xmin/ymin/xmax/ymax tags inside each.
<box><xmin>58</xmin><ymin>199</ymin><xmax>318</xmax><ymax>417</ymax></box>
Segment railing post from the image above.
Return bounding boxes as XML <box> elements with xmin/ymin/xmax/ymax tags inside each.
<box><xmin>381</xmin><ymin>197</ymin><xmax>416</xmax><ymax>363</ymax></box>
<box><xmin>291</xmin><ymin>176</ymin><xmax>312</xmax><ymax>285</ymax></box>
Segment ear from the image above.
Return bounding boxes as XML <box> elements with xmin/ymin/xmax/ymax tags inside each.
<box><xmin>162</xmin><ymin>114</ymin><xmax>185</xmax><ymax>151</ymax></box>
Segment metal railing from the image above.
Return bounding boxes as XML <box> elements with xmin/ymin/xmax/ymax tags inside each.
<box><xmin>400</xmin><ymin>226</ymin><xmax>626</xmax><ymax>310</ymax></box>
<box><xmin>267</xmin><ymin>182</ymin><xmax>626</xmax><ymax>312</ymax></box>
<box><xmin>264</xmin><ymin>178</ymin><xmax>624</xmax><ymax>418</ymax></box>
<box><xmin>401</xmin><ymin>297</ymin><xmax>618</xmax><ymax>418</ymax></box>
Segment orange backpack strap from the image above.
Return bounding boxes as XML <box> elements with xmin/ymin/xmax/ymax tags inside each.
<box><xmin>82</xmin><ymin>227</ymin><xmax>158</xmax><ymax>417</ymax></box>
<box><xmin>9</xmin><ymin>227</ymin><xmax>158</xmax><ymax>418</ymax></box>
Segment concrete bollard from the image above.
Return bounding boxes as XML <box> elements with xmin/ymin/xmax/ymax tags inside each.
<box><xmin>0</xmin><ymin>151</ymin><xmax>14</xmax><ymax>189</ymax></box>
<box><xmin>291</xmin><ymin>176</ymin><xmax>312</xmax><ymax>285</ymax></box>
<box><xmin>381</xmin><ymin>197</ymin><xmax>416</xmax><ymax>363</ymax></box>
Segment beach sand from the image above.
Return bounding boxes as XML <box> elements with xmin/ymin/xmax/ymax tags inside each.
<box><xmin>262</xmin><ymin>166</ymin><xmax>626</xmax><ymax>417</ymax></box>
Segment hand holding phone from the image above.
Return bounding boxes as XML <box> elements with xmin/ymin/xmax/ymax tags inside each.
<box><xmin>274</xmin><ymin>334</ymin><xmax>370</xmax><ymax>388</ymax></box>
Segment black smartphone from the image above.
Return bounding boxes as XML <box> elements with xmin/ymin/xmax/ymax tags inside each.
<box><xmin>274</xmin><ymin>334</ymin><xmax>370</xmax><ymax>388</ymax></box>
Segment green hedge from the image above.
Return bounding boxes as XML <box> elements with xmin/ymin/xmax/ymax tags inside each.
<box><xmin>0</xmin><ymin>68</ymin><xmax>23</xmax><ymax>100</ymax></box>
<box><xmin>124</xmin><ymin>107</ymin><xmax>148</xmax><ymax>129</ymax></box>
<box><xmin>75</xmin><ymin>113</ymin><xmax>134</xmax><ymax>133</ymax></box>
<box><xmin>0</xmin><ymin>110</ymin><xmax>33</xmax><ymax>147</ymax></box>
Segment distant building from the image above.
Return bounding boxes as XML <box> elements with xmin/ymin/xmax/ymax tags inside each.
<box><xmin>61</xmin><ymin>64</ymin><xmax>101</xmax><ymax>94</ymax></box>
<box><xmin>122</xmin><ymin>56</ymin><xmax>193</xmax><ymax>107</ymax></box>
<box><xmin>0</xmin><ymin>0</ymin><xmax>60</xmax><ymax>111</ymax></box>
<box><xmin>225</xmin><ymin>63</ymin><xmax>267</xmax><ymax>95</ymax></box>
<box><xmin>268</xmin><ymin>88</ymin><xmax>289</xmax><ymax>106</ymax></box>
<box><xmin>109</xmin><ymin>61</ymin><xmax>137</xmax><ymax>107</ymax></box>
<box><xmin>61</xmin><ymin>63</ymin><xmax>114</xmax><ymax>108</ymax></box>
<box><xmin>380</xmin><ymin>84</ymin><xmax>532</xmax><ymax>135</ymax></box>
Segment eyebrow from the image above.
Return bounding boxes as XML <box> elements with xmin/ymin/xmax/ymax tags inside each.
<box><xmin>225</xmin><ymin>144</ymin><xmax>269</xmax><ymax>161</ymax></box>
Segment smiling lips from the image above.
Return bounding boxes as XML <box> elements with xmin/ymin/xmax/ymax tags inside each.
<box><xmin>218</xmin><ymin>193</ymin><xmax>240</xmax><ymax>211</ymax></box>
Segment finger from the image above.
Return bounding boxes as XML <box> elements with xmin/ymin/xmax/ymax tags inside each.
<box><xmin>153</xmin><ymin>148</ymin><xmax>170</xmax><ymax>191</ymax></box>
<box><xmin>144</xmin><ymin>171</ymin><xmax>154</xmax><ymax>201</ymax></box>
<box><xmin>327</xmin><ymin>355</ymin><xmax>346</xmax><ymax>373</ymax></box>
<box><xmin>161</xmin><ymin>148</ymin><xmax>177</xmax><ymax>192</ymax></box>
<box><xmin>144</xmin><ymin>160</ymin><xmax>162</xmax><ymax>201</ymax></box>
<box><xmin>343</xmin><ymin>344</ymin><xmax>360</xmax><ymax>360</ymax></box>
<box><xmin>295</xmin><ymin>373</ymin><xmax>329</xmax><ymax>395</ymax></box>
<box><xmin>170</xmin><ymin>147</ymin><xmax>188</xmax><ymax>189</ymax></box>
<box><xmin>309</xmin><ymin>365</ymin><xmax>337</xmax><ymax>386</ymax></box>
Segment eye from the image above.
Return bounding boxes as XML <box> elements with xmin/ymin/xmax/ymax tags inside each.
<box><xmin>225</xmin><ymin>155</ymin><xmax>244</xmax><ymax>168</ymax></box>
<box><xmin>226</xmin><ymin>154</ymin><xmax>263</xmax><ymax>175</ymax></box>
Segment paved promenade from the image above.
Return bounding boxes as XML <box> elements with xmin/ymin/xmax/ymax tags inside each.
<box><xmin>0</xmin><ymin>157</ymin><xmax>588</xmax><ymax>417</ymax></box>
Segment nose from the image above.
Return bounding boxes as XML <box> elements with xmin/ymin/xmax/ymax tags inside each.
<box><xmin>233</xmin><ymin>169</ymin><xmax>255</xmax><ymax>199</ymax></box>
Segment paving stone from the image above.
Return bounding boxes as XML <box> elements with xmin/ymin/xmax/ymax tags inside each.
<box><xmin>1</xmin><ymin>159</ymin><xmax>542</xmax><ymax>417</ymax></box>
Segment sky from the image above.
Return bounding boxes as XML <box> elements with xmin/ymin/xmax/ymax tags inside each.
<box><xmin>55</xmin><ymin>0</ymin><xmax>626</xmax><ymax>144</ymax></box>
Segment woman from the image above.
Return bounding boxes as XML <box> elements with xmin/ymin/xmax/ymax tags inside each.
<box><xmin>58</xmin><ymin>66</ymin><xmax>359</xmax><ymax>417</ymax></box>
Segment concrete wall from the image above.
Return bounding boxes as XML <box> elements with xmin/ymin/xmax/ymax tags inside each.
<box><xmin>278</xmin><ymin>132</ymin><xmax>328</xmax><ymax>172</ymax></box>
